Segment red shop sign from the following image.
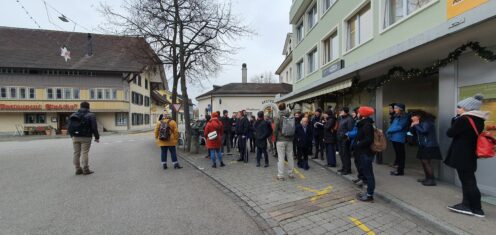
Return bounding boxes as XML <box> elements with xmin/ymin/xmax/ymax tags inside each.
<box><xmin>45</xmin><ymin>104</ymin><xmax>78</xmax><ymax>110</ymax></box>
<box><xmin>0</xmin><ymin>104</ymin><xmax>42</xmax><ymax>110</ymax></box>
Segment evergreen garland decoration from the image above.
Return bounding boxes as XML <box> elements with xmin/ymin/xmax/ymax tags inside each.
<box><xmin>351</xmin><ymin>41</ymin><xmax>496</xmax><ymax>92</ymax></box>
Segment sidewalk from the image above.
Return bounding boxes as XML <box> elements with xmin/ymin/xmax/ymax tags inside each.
<box><xmin>310</xmin><ymin>156</ymin><xmax>496</xmax><ymax>235</ymax></box>
<box><xmin>178</xmin><ymin>149</ymin><xmax>439</xmax><ymax>235</ymax></box>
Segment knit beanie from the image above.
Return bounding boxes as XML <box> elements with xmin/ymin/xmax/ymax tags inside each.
<box><xmin>394</xmin><ymin>103</ymin><xmax>406</xmax><ymax>111</ymax></box>
<box><xmin>358</xmin><ymin>106</ymin><xmax>375</xmax><ymax>118</ymax></box>
<box><xmin>257</xmin><ymin>111</ymin><xmax>264</xmax><ymax>118</ymax></box>
<box><xmin>458</xmin><ymin>94</ymin><xmax>484</xmax><ymax>111</ymax></box>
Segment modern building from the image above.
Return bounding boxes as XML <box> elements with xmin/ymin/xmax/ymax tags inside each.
<box><xmin>196</xmin><ymin>64</ymin><xmax>293</xmax><ymax>118</ymax></box>
<box><xmin>0</xmin><ymin>27</ymin><xmax>166</xmax><ymax>135</ymax></box>
<box><xmin>275</xmin><ymin>33</ymin><xmax>294</xmax><ymax>84</ymax></box>
<box><xmin>277</xmin><ymin>0</ymin><xmax>496</xmax><ymax>196</ymax></box>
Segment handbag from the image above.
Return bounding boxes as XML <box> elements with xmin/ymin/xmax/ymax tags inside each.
<box><xmin>208</xmin><ymin>130</ymin><xmax>218</xmax><ymax>140</ymax></box>
<box><xmin>467</xmin><ymin>117</ymin><xmax>496</xmax><ymax>158</ymax></box>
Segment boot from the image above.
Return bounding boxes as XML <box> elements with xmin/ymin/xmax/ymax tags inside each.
<box><xmin>163</xmin><ymin>164</ymin><xmax>168</xmax><ymax>170</ymax></box>
<box><xmin>174</xmin><ymin>163</ymin><xmax>183</xmax><ymax>169</ymax></box>
<box><xmin>82</xmin><ymin>167</ymin><xmax>94</xmax><ymax>175</ymax></box>
<box><xmin>422</xmin><ymin>178</ymin><xmax>437</xmax><ymax>186</ymax></box>
<box><xmin>75</xmin><ymin>168</ymin><xmax>83</xmax><ymax>175</ymax></box>
<box><xmin>220</xmin><ymin>162</ymin><xmax>225</xmax><ymax>167</ymax></box>
<box><xmin>212</xmin><ymin>163</ymin><xmax>217</xmax><ymax>168</ymax></box>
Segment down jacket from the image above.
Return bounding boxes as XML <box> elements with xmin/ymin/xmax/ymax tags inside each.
<box><xmin>204</xmin><ymin>117</ymin><xmax>224</xmax><ymax>149</ymax></box>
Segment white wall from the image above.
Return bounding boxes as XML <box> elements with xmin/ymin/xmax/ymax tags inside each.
<box><xmin>197</xmin><ymin>95</ymin><xmax>278</xmax><ymax>119</ymax></box>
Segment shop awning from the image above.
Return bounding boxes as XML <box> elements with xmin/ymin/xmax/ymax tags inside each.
<box><xmin>284</xmin><ymin>79</ymin><xmax>352</xmax><ymax>104</ymax></box>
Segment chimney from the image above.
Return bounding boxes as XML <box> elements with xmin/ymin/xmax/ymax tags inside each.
<box><xmin>242</xmin><ymin>63</ymin><xmax>247</xmax><ymax>83</ymax></box>
<box><xmin>86</xmin><ymin>33</ymin><xmax>93</xmax><ymax>56</ymax></box>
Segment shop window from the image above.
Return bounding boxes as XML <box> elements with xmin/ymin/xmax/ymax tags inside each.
<box><xmin>29</xmin><ymin>88</ymin><xmax>35</xmax><ymax>99</ymax></box>
<box><xmin>307</xmin><ymin>48</ymin><xmax>318</xmax><ymax>74</ymax></box>
<box><xmin>24</xmin><ymin>114</ymin><xmax>46</xmax><ymax>124</ymax></box>
<box><xmin>9</xmin><ymin>87</ymin><xmax>17</xmax><ymax>99</ymax></box>
<box><xmin>115</xmin><ymin>113</ymin><xmax>128</xmax><ymax>126</ymax></box>
<box><xmin>64</xmin><ymin>88</ymin><xmax>72</xmax><ymax>99</ymax></box>
<box><xmin>323</xmin><ymin>31</ymin><xmax>339</xmax><ymax>64</ymax></box>
<box><xmin>0</xmin><ymin>87</ymin><xmax>6</xmax><ymax>99</ymax></box>
<box><xmin>346</xmin><ymin>2</ymin><xmax>372</xmax><ymax>51</ymax></box>
<box><xmin>383</xmin><ymin>0</ymin><xmax>434</xmax><ymax>29</ymax></box>
<box><xmin>47</xmin><ymin>88</ymin><xmax>54</xmax><ymax>99</ymax></box>
<box><xmin>56</xmin><ymin>88</ymin><xmax>63</xmax><ymax>99</ymax></box>
<box><xmin>19</xmin><ymin>88</ymin><xmax>26</xmax><ymax>99</ymax></box>
<box><xmin>73</xmin><ymin>88</ymin><xmax>80</xmax><ymax>99</ymax></box>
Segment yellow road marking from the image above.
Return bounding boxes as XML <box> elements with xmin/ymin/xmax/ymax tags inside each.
<box><xmin>297</xmin><ymin>185</ymin><xmax>333</xmax><ymax>202</ymax></box>
<box><xmin>349</xmin><ymin>217</ymin><xmax>376</xmax><ymax>235</ymax></box>
<box><xmin>284</xmin><ymin>161</ymin><xmax>306</xmax><ymax>179</ymax></box>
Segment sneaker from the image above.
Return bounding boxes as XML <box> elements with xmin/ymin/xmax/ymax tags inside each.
<box><xmin>288</xmin><ymin>174</ymin><xmax>295</xmax><ymax>179</ymax></box>
<box><xmin>422</xmin><ymin>179</ymin><xmax>437</xmax><ymax>186</ymax></box>
<box><xmin>390</xmin><ymin>171</ymin><xmax>404</xmax><ymax>176</ymax></box>
<box><xmin>276</xmin><ymin>176</ymin><xmax>285</xmax><ymax>181</ymax></box>
<box><xmin>339</xmin><ymin>171</ymin><xmax>351</xmax><ymax>176</ymax></box>
<box><xmin>352</xmin><ymin>178</ymin><xmax>361</xmax><ymax>183</ymax></box>
<box><xmin>82</xmin><ymin>168</ymin><xmax>94</xmax><ymax>175</ymax></box>
<box><xmin>417</xmin><ymin>178</ymin><xmax>426</xmax><ymax>183</ymax></box>
<box><xmin>447</xmin><ymin>203</ymin><xmax>473</xmax><ymax>216</ymax></box>
<box><xmin>75</xmin><ymin>168</ymin><xmax>83</xmax><ymax>175</ymax></box>
<box><xmin>264</xmin><ymin>164</ymin><xmax>269</xmax><ymax>168</ymax></box>
<box><xmin>472</xmin><ymin>209</ymin><xmax>485</xmax><ymax>218</ymax></box>
<box><xmin>356</xmin><ymin>193</ymin><xmax>374</xmax><ymax>202</ymax></box>
<box><xmin>174</xmin><ymin>164</ymin><xmax>183</xmax><ymax>169</ymax></box>
<box><xmin>355</xmin><ymin>180</ymin><xmax>364</xmax><ymax>187</ymax></box>
<box><xmin>220</xmin><ymin>162</ymin><xmax>225</xmax><ymax>167</ymax></box>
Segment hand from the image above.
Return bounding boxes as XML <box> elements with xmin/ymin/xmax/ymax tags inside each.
<box><xmin>95</xmin><ymin>139</ymin><xmax>100</xmax><ymax>143</ymax></box>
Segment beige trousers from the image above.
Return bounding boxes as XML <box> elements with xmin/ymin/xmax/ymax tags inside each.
<box><xmin>73</xmin><ymin>137</ymin><xmax>92</xmax><ymax>169</ymax></box>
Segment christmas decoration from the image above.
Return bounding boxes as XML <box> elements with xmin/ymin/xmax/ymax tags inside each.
<box><xmin>60</xmin><ymin>46</ymin><xmax>71</xmax><ymax>62</ymax></box>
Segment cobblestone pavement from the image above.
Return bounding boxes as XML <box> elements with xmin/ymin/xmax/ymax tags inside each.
<box><xmin>180</xmin><ymin>149</ymin><xmax>442</xmax><ymax>235</ymax></box>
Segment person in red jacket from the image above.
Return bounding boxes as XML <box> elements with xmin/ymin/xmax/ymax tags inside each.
<box><xmin>205</xmin><ymin>112</ymin><xmax>225</xmax><ymax>168</ymax></box>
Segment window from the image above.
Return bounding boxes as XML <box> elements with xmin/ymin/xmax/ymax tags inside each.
<box><xmin>145</xmin><ymin>96</ymin><xmax>150</xmax><ymax>107</ymax></box>
<box><xmin>112</xmin><ymin>89</ymin><xmax>117</xmax><ymax>100</ymax></box>
<box><xmin>323</xmin><ymin>32</ymin><xmax>339</xmax><ymax>64</ymax></box>
<box><xmin>145</xmin><ymin>79</ymin><xmax>149</xmax><ymax>90</ymax></box>
<box><xmin>56</xmin><ymin>88</ymin><xmax>62</xmax><ymax>99</ymax></box>
<box><xmin>145</xmin><ymin>114</ymin><xmax>150</xmax><ymax>125</ymax></box>
<box><xmin>29</xmin><ymin>88</ymin><xmax>35</xmax><ymax>99</ymax></box>
<box><xmin>115</xmin><ymin>113</ymin><xmax>128</xmax><ymax>126</ymax></box>
<box><xmin>307</xmin><ymin>4</ymin><xmax>318</xmax><ymax>30</ymax></box>
<box><xmin>383</xmin><ymin>0</ymin><xmax>433</xmax><ymax>28</ymax></box>
<box><xmin>131</xmin><ymin>113</ymin><xmax>145</xmax><ymax>126</ymax></box>
<box><xmin>90</xmin><ymin>89</ymin><xmax>95</xmax><ymax>99</ymax></box>
<box><xmin>307</xmin><ymin>48</ymin><xmax>318</xmax><ymax>74</ymax></box>
<box><xmin>0</xmin><ymin>87</ymin><xmax>6</xmax><ymax>99</ymax></box>
<box><xmin>64</xmin><ymin>88</ymin><xmax>72</xmax><ymax>99</ymax></box>
<box><xmin>19</xmin><ymin>88</ymin><xmax>26</xmax><ymax>99</ymax></box>
<box><xmin>105</xmin><ymin>89</ymin><xmax>111</xmax><ymax>100</ymax></box>
<box><xmin>124</xmin><ymin>89</ymin><xmax>129</xmax><ymax>101</ymax></box>
<box><xmin>97</xmin><ymin>89</ymin><xmax>103</xmax><ymax>100</ymax></box>
<box><xmin>9</xmin><ymin>87</ymin><xmax>17</xmax><ymax>99</ymax></box>
<box><xmin>24</xmin><ymin>114</ymin><xmax>46</xmax><ymax>124</ymax></box>
<box><xmin>296</xmin><ymin>22</ymin><xmax>304</xmax><ymax>42</ymax></box>
<box><xmin>47</xmin><ymin>88</ymin><xmax>54</xmax><ymax>99</ymax></box>
<box><xmin>138</xmin><ymin>76</ymin><xmax>142</xmax><ymax>86</ymax></box>
<box><xmin>73</xmin><ymin>88</ymin><xmax>80</xmax><ymax>99</ymax></box>
<box><xmin>346</xmin><ymin>3</ymin><xmax>372</xmax><ymax>51</ymax></box>
<box><xmin>323</xmin><ymin>0</ymin><xmax>338</xmax><ymax>12</ymax></box>
<box><xmin>296</xmin><ymin>60</ymin><xmax>304</xmax><ymax>80</ymax></box>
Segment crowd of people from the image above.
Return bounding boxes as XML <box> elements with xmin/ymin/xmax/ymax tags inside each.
<box><xmin>65</xmin><ymin>93</ymin><xmax>489</xmax><ymax>218</ymax></box>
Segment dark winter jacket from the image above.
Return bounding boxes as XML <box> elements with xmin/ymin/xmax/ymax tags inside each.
<box><xmin>387</xmin><ymin>113</ymin><xmax>410</xmax><ymax>143</ymax></box>
<box><xmin>353</xmin><ymin>117</ymin><xmax>375</xmax><ymax>156</ymax></box>
<box><xmin>220</xmin><ymin>116</ymin><xmax>232</xmax><ymax>134</ymax></box>
<box><xmin>337</xmin><ymin>115</ymin><xmax>354</xmax><ymax>141</ymax></box>
<box><xmin>235</xmin><ymin>116</ymin><xmax>250</xmax><ymax>136</ymax></box>
<box><xmin>323</xmin><ymin>117</ymin><xmax>337</xmax><ymax>144</ymax></box>
<box><xmin>254</xmin><ymin>119</ymin><xmax>273</xmax><ymax>148</ymax></box>
<box><xmin>311</xmin><ymin>115</ymin><xmax>324</xmax><ymax>137</ymax></box>
<box><xmin>444</xmin><ymin>112</ymin><xmax>487</xmax><ymax>172</ymax></box>
<box><xmin>70</xmin><ymin>108</ymin><xmax>100</xmax><ymax>140</ymax></box>
<box><xmin>412</xmin><ymin>118</ymin><xmax>439</xmax><ymax>148</ymax></box>
<box><xmin>295</xmin><ymin>124</ymin><xmax>313</xmax><ymax>148</ymax></box>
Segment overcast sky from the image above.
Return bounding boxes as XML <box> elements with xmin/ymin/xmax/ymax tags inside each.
<box><xmin>0</xmin><ymin>0</ymin><xmax>292</xmax><ymax>103</ymax></box>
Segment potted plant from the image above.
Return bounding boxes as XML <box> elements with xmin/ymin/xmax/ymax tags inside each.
<box><xmin>45</xmin><ymin>126</ymin><xmax>52</xmax><ymax>136</ymax></box>
<box><xmin>61</xmin><ymin>129</ymin><xmax>68</xmax><ymax>135</ymax></box>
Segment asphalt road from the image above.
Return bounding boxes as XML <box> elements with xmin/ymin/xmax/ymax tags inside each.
<box><xmin>0</xmin><ymin>133</ymin><xmax>262</xmax><ymax>235</ymax></box>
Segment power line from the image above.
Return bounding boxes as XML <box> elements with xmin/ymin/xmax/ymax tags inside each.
<box><xmin>15</xmin><ymin>0</ymin><xmax>42</xmax><ymax>29</ymax></box>
<box><xmin>41</xmin><ymin>0</ymin><xmax>92</xmax><ymax>32</ymax></box>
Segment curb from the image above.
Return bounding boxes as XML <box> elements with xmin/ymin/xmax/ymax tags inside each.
<box><xmin>309</xmin><ymin>158</ymin><xmax>468</xmax><ymax>235</ymax></box>
<box><xmin>177</xmin><ymin>152</ymin><xmax>283</xmax><ymax>235</ymax></box>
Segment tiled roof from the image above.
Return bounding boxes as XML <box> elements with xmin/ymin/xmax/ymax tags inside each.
<box><xmin>0</xmin><ymin>27</ymin><xmax>160</xmax><ymax>72</ymax></box>
<box><xmin>196</xmin><ymin>83</ymin><xmax>293</xmax><ymax>99</ymax></box>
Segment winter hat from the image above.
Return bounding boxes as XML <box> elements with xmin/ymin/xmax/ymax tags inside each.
<box><xmin>340</xmin><ymin>107</ymin><xmax>350</xmax><ymax>114</ymax></box>
<box><xmin>223</xmin><ymin>110</ymin><xmax>228</xmax><ymax>114</ymax></box>
<box><xmin>257</xmin><ymin>111</ymin><xmax>264</xmax><ymax>118</ymax></box>
<box><xmin>358</xmin><ymin>106</ymin><xmax>375</xmax><ymax>117</ymax></box>
<box><xmin>211</xmin><ymin>112</ymin><xmax>219</xmax><ymax>118</ymax></box>
<box><xmin>394</xmin><ymin>103</ymin><xmax>406</xmax><ymax>111</ymax></box>
<box><xmin>458</xmin><ymin>94</ymin><xmax>484</xmax><ymax>111</ymax></box>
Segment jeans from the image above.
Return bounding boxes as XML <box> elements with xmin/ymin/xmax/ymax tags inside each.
<box><xmin>360</xmin><ymin>154</ymin><xmax>375</xmax><ymax>196</ymax></box>
<box><xmin>325</xmin><ymin>143</ymin><xmax>336</xmax><ymax>166</ymax></box>
<box><xmin>338</xmin><ymin>139</ymin><xmax>351</xmax><ymax>172</ymax></box>
<box><xmin>392</xmin><ymin>141</ymin><xmax>406</xmax><ymax>173</ymax></box>
<box><xmin>314</xmin><ymin>135</ymin><xmax>324</xmax><ymax>158</ymax></box>
<box><xmin>210</xmin><ymin>148</ymin><xmax>223</xmax><ymax>164</ymax></box>
<box><xmin>73</xmin><ymin>137</ymin><xmax>92</xmax><ymax>170</ymax></box>
<box><xmin>276</xmin><ymin>141</ymin><xmax>294</xmax><ymax>178</ymax></box>
<box><xmin>256</xmin><ymin>146</ymin><xmax>269</xmax><ymax>165</ymax></box>
<box><xmin>222</xmin><ymin>132</ymin><xmax>231</xmax><ymax>153</ymax></box>
<box><xmin>457</xmin><ymin>169</ymin><xmax>482</xmax><ymax>210</ymax></box>
<box><xmin>238</xmin><ymin>136</ymin><xmax>247</xmax><ymax>160</ymax></box>
<box><xmin>160</xmin><ymin>146</ymin><xmax>178</xmax><ymax>165</ymax></box>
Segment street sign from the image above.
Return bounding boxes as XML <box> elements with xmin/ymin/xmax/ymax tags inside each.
<box><xmin>172</xmin><ymin>104</ymin><xmax>182</xmax><ymax>112</ymax></box>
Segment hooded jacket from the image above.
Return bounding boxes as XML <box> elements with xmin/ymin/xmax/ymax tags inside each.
<box><xmin>353</xmin><ymin>117</ymin><xmax>375</xmax><ymax>156</ymax></box>
<box><xmin>204</xmin><ymin>117</ymin><xmax>224</xmax><ymax>149</ymax></box>
<box><xmin>444</xmin><ymin>110</ymin><xmax>488</xmax><ymax>172</ymax></box>
<box><xmin>387</xmin><ymin>113</ymin><xmax>410</xmax><ymax>143</ymax></box>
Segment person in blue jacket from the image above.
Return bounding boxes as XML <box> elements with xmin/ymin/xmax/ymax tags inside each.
<box><xmin>386</xmin><ymin>103</ymin><xmax>410</xmax><ymax>176</ymax></box>
<box><xmin>347</xmin><ymin>107</ymin><xmax>365</xmax><ymax>186</ymax></box>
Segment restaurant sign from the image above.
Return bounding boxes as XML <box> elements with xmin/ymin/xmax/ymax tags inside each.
<box><xmin>0</xmin><ymin>103</ymin><xmax>78</xmax><ymax>111</ymax></box>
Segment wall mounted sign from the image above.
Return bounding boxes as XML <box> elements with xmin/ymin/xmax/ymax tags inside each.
<box><xmin>447</xmin><ymin>0</ymin><xmax>488</xmax><ymax>19</ymax></box>
<box><xmin>0</xmin><ymin>103</ymin><xmax>78</xmax><ymax>111</ymax></box>
<box><xmin>322</xmin><ymin>60</ymin><xmax>344</xmax><ymax>78</ymax></box>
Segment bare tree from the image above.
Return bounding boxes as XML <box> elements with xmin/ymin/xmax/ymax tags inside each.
<box><xmin>250</xmin><ymin>71</ymin><xmax>277</xmax><ymax>83</ymax></box>
<box><xmin>101</xmin><ymin>0</ymin><xmax>251</xmax><ymax>151</ymax></box>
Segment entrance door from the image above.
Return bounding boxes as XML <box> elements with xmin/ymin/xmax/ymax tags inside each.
<box><xmin>382</xmin><ymin>75</ymin><xmax>439</xmax><ymax>172</ymax></box>
<box><xmin>58</xmin><ymin>113</ymin><xmax>71</xmax><ymax>131</ymax></box>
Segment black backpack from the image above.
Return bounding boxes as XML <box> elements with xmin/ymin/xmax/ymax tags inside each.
<box><xmin>68</xmin><ymin>112</ymin><xmax>90</xmax><ymax>137</ymax></box>
<box><xmin>159</xmin><ymin>119</ymin><xmax>172</xmax><ymax>140</ymax></box>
